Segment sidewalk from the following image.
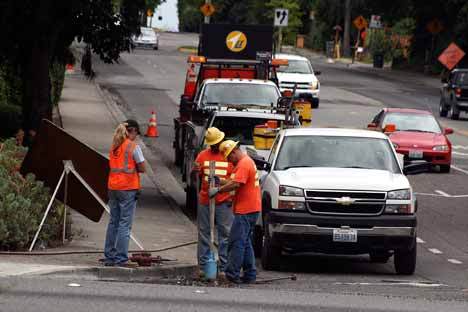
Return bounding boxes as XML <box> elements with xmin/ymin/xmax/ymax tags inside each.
<box><xmin>0</xmin><ymin>71</ymin><xmax>197</xmax><ymax>278</ymax></box>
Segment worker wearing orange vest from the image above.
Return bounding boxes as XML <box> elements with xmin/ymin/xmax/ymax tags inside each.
<box><xmin>209</xmin><ymin>140</ymin><xmax>261</xmax><ymax>284</ymax></box>
<box><xmin>104</xmin><ymin>120</ymin><xmax>146</xmax><ymax>267</ymax></box>
<box><xmin>193</xmin><ymin>127</ymin><xmax>234</xmax><ymax>278</ymax></box>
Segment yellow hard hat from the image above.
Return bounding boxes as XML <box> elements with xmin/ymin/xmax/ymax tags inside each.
<box><xmin>204</xmin><ymin>127</ymin><xmax>225</xmax><ymax>146</ymax></box>
<box><xmin>219</xmin><ymin>140</ymin><xmax>239</xmax><ymax>159</ymax></box>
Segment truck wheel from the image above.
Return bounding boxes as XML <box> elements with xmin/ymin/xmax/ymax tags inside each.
<box><xmin>253</xmin><ymin>225</ymin><xmax>263</xmax><ymax>258</ymax></box>
<box><xmin>313</xmin><ymin>99</ymin><xmax>319</xmax><ymax>109</ymax></box>
<box><xmin>439</xmin><ymin>98</ymin><xmax>448</xmax><ymax>117</ymax></box>
<box><xmin>449</xmin><ymin>103</ymin><xmax>460</xmax><ymax>120</ymax></box>
<box><xmin>370</xmin><ymin>251</ymin><xmax>391</xmax><ymax>263</ymax></box>
<box><xmin>394</xmin><ymin>238</ymin><xmax>416</xmax><ymax>275</ymax></box>
<box><xmin>439</xmin><ymin>164</ymin><xmax>451</xmax><ymax>173</ymax></box>
<box><xmin>185</xmin><ymin>186</ymin><xmax>198</xmax><ymax>214</ymax></box>
<box><xmin>261</xmin><ymin>221</ymin><xmax>282</xmax><ymax>271</ymax></box>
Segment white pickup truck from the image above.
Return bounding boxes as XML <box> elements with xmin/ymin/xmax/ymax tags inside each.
<box><xmin>254</xmin><ymin>127</ymin><xmax>429</xmax><ymax>275</ymax></box>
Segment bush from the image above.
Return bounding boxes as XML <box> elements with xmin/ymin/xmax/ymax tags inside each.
<box><xmin>50</xmin><ymin>61</ymin><xmax>66</xmax><ymax>107</ymax></box>
<box><xmin>0</xmin><ymin>139</ymin><xmax>64</xmax><ymax>250</ymax></box>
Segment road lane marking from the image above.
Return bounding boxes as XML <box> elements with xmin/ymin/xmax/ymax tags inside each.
<box><xmin>416</xmin><ymin>237</ymin><xmax>425</xmax><ymax>244</ymax></box>
<box><xmin>453</xmin><ymin>145</ymin><xmax>468</xmax><ymax>150</ymax></box>
<box><xmin>428</xmin><ymin>248</ymin><xmax>443</xmax><ymax>255</ymax></box>
<box><xmin>451</xmin><ymin>165</ymin><xmax>468</xmax><ymax>175</ymax></box>
<box><xmin>435</xmin><ymin>190</ymin><xmax>450</xmax><ymax>197</ymax></box>
<box><xmin>414</xmin><ymin>192</ymin><xmax>444</xmax><ymax>197</ymax></box>
<box><xmin>335</xmin><ymin>281</ymin><xmax>446</xmax><ymax>287</ymax></box>
<box><xmin>453</xmin><ymin>151</ymin><xmax>468</xmax><ymax>156</ymax></box>
<box><xmin>448</xmin><ymin>259</ymin><xmax>463</xmax><ymax>265</ymax></box>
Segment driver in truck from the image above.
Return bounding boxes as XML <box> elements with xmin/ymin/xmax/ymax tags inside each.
<box><xmin>192</xmin><ymin>127</ymin><xmax>234</xmax><ymax>280</ymax></box>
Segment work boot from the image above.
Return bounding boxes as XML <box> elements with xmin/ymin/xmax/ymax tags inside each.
<box><xmin>217</xmin><ymin>272</ymin><xmax>229</xmax><ymax>284</ymax></box>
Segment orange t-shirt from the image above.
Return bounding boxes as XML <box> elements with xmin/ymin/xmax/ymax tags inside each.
<box><xmin>231</xmin><ymin>154</ymin><xmax>261</xmax><ymax>214</ymax></box>
<box><xmin>195</xmin><ymin>149</ymin><xmax>234</xmax><ymax>205</ymax></box>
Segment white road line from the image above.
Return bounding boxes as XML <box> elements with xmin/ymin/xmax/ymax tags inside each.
<box><xmin>453</xmin><ymin>145</ymin><xmax>468</xmax><ymax>150</ymax></box>
<box><xmin>416</xmin><ymin>237</ymin><xmax>425</xmax><ymax>244</ymax></box>
<box><xmin>428</xmin><ymin>248</ymin><xmax>443</xmax><ymax>255</ymax></box>
<box><xmin>414</xmin><ymin>192</ymin><xmax>444</xmax><ymax>197</ymax></box>
<box><xmin>435</xmin><ymin>190</ymin><xmax>451</xmax><ymax>197</ymax></box>
<box><xmin>453</xmin><ymin>151</ymin><xmax>468</xmax><ymax>156</ymax></box>
<box><xmin>448</xmin><ymin>259</ymin><xmax>463</xmax><ymax>265</ymax></box>
<box><xmin>451</xmin><ymin>165</ymin><xmax>468</xmax><ymax>175</ymax></box>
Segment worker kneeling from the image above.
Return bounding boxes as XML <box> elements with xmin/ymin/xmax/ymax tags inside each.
<box><xmin>209</xmin><ymin>140</ymin><xmax>261</xmax><ymax>284</ymax></box>
<box><xmin>193</xmin><ymin>127</ymin><xmax>234</xmax><ymax>279</ymax></box>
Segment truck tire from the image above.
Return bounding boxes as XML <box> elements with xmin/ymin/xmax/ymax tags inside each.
<box><xmin>439</xmin><ymin>164</ymin><xmax>451</xmax><ymax>173</ymax></box>
<box><xmin>394</xmin><ymin>238</ymin><xmax>416</xmax><ymax>275</ymax></box>
<box><xmin>370</xmin><ymin>251</ymin><xmax>391</xmax><ymax>263</ymax></box>
<box><xmin>261</xmin><ymin>219</ymin><xmax>282</xmax><ymax>271</ymax></box>
<box><xmin>439</xmin><ymin>98</ymin><xmax>448</xmax><ymax>117</ymax></box>
<box><xmin>313</xmin><ymin>98</ymin><xmax>319</xmax><ymax>109</ymax></box>
<box><xmin>449</xmin><ymin>102</ymin><xmax>460</xmax><ymax>120</ymax></box>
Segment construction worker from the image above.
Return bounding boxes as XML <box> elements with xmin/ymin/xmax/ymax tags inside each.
<box><xmin>209</xmin><ymin>140</ymin><xmax>261</xmax><ymax>284</ymax></box>
<box><xmin>104</xmin><ymin>120</ymin><xmax>146</xmax><ymax>267</ymax></box>
<box><xmin>193</xmin><ymin>127</ymin><xmax>234</xmax><ymax>279</ymax></box>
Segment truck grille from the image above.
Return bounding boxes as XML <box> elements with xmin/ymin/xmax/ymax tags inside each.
<box><xmin>305</xmin><ymin>190</ymin><xmax>386</xmax><ymax>216</ymax></box>
<box><xmin>280</xmin><ymin>81</ymin><xmax>310</xmax><ymax>90</ymax></box>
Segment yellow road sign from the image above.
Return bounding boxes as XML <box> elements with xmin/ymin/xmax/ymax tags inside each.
<box><xmin>353</xmin><ymin>16</ymin><xmax>368</xmax><ymax>31</ymax></box>
<box><xmin>147</xmin><ymin>9</ymin><xmax>153</xmax><ymax>17</ymax></box>
<box><xmin>427</xmin><ymin>19</ymin><xmax>443</xmax><ymax>35</ymax></box>
<box><xmin>226</xmin><ymin>31</ymin><xmax>247</xmax><ymax>52</ymax></box>
<box><xmin>200</xmin><ymin>3</ymin><xmax>215</xmax><ymax>17</ymax></box>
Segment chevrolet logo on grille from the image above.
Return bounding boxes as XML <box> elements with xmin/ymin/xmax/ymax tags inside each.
<box><xmin>336</xmin><ymin>197</ymin><xmax>355</xmax><ymax>206</ymax></box>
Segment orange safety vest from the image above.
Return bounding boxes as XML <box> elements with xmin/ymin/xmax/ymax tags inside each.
<box><xmin>108</xmin><ymin>139</ymin><xmax>140</xmax><ymax>190</ymax></box>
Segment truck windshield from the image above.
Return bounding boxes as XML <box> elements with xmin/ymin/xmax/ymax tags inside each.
<box><xmin>275</xmin><ymin>136</ymin><xmax>400</xmax><ymax>173</ymax></box>
<box><xmin>382</xmin><ymin>113</ymin><xmax>441</xmax><ymax>134</ymax></box>
<box><xmin>201</xmin><ymin>83</ymin><xmax>279</xmax><ymax>108</ymax></box>
<box><xmin>212</xmin><ymin>116</ymin><xmax>283</xmax><ymax>145</ymax></box>
<box><xmin>277</xmin><ymin>60</ymin><xmax>313</xmax><ymax>74</ymax></box>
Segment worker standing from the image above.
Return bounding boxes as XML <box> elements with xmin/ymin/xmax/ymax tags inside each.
<box><xmin>193</xmin><ymin>127</ymin><xmax>234</xmax><ymax>279</ymax></box>
<box><xmin>104</xmin><ymin>120</ymin><xmax>146</xmax><ymax>267</ymax></box>
<box><xmin>209</xmin><ymin>140</ymin><xmax>261</xmax><ymax>284</ymax></box>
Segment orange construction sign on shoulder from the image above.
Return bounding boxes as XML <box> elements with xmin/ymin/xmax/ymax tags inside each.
<box><xmin>438</xmin><ymin>43</ymin><xmax>466</xmax><ymax>70</ymax></box>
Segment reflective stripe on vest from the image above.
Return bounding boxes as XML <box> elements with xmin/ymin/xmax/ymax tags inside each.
<box><xmin>110</xmin><ymin>142</ymin><xmax>136</xmax><ymax>174</ymax></box>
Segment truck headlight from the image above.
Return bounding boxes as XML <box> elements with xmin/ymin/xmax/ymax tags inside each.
<box><xmin>432</xmin><ymin>145</ymin><xmax>449</xmax><ymax>151</ymax></box>
<box><xmin>387</xmin><ymin>189</ymin><xmax>411</xmax><ymax>200</ymax></box>
<box><xmin>278</xmin><ymin>200</ymin><xmax>306</xmax><ymax>210</ymax></box>
<box><xmin>384</xmin><ymin>204</ymin><xmax>412</xmax><ymax>214</ymax></box>
<box><xmin>310</xmin><ymin>81</ymin><xmax>318</xmax><ymax>90</ymax></box>
<box><xmin>279</xmin><ymin>185</ymin><xmax>304</xmax><ymax>196</ymax></box>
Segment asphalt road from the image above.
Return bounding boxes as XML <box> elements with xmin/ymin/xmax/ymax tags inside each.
<box><xmin>87</xmin><ymin>32</ymin><xmax>468</xmax><ymax>308</ymax></box>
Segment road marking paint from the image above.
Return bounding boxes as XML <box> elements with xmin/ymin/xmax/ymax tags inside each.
<box><xmin>452</xmin><ymin>151</ymin><xmax>468</xmax><ymax>156</ymax></box>
<box><xmin>448</xmin><ymin>259</ymin><xmax>463</xmax><ymax>265</ymax></box>
<box><xmin>416</xmin><ymin>237</ymin><xmax>425</xmax><ymax>244</ymax></box>
<box><xmin>452</xmin><ymin>145</ymin><xmax>468</xmax><ymax>150</ymax></box>
<box><xmin>435</xmin><ymin>190</ymin><xmax>451</xmax><ymax>197</ymax></box>
<box><xmin>428</xmin><ymin>248</ymin><xmax>443</xmax><ymax>255</ymax></box>
<box><xmin>414</xmin><ymin>192</ymin><xmax>444</xmax><ymax>197</ymax></box>
<box><xmin>451</xmin><ymin>165</ymin><xmax>468</xmax><ymax>175</ymax></box>
<box><xmin>335</xmin><ymin>281</ymin><xmax>446</xmax><ymax>287</ymax></box>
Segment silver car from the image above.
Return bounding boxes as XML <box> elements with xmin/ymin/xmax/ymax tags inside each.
<box><xmin>131</xmin><ymin>27</ymin><xmax>159</xmax><ymax>50</ymax></box>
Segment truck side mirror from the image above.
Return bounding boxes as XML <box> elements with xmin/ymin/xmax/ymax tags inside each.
<box><xmin>315</xmin><ymin>70</ymin><xmax>321</xmax><ymax>76</ymax></box>
<box><xmin>254</xmin><ymin>158</ymin><xmax>271</xmax><ymax>171</ymax></box>
<box><xmin>444</xmin><ymin>128</ymin><xmax>454</xmax><ymax>135</ymax></box>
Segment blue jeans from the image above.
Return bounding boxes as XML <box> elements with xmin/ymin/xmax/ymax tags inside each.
<box><xmin>104</xmin><ymin>190</ymin><xmax>137</xmax><ymax>264</ymax></box>
<box><xmin>226</xmin><ymin>212</ymin><xmax>260</xmax><ymax>282</ymax></box>
<box><xmin>198</xmin><ymin>202</ymin><xmax>233</xmax><ymax>272</ymax></box>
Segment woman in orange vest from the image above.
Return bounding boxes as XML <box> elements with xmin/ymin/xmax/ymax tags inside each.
<box><xmin>104</xmin><ymin>120</ymin><xmax>146</xmax><ymax>267</ymax></box>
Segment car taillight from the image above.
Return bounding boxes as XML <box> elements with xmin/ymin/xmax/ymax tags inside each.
<box><xmin>455</xmin><ymin>88</ymin><xmax>462</xmax><ymax>98</ymax></box>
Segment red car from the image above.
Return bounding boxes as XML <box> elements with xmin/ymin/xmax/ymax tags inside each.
<box><xmin>368</xmin><ymin>108</ymin><xmax>453</xmax><ymax>173</ymax></box>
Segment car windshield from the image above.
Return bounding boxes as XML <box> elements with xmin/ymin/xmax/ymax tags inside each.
<box><xmin>212</xmin><ymin>116</ymin><xmax>283</xmax><ymax>145</ymax></box>
<box><xmin>140</xmin><ymin>28</ymin><xmax>155</xmax><ymax>36</ymax></box>
<box><xmin>382</xmin><ymin>113</ymin><xmax>441</xmax><ymax>133</ymax></box>
<box><xmin>201</xmin><ymin>83</ymin><xmax>279</xmax><ymax>108</ymax></box>
<box><xmin>277</xmin><ymin>60</ymin><xmax>313</xmax><ymax>74</ymax></box>
<box><xmin>275</xmin><ymin>136</ymin><xmax>400</xmax><ymax>173</ymax></box>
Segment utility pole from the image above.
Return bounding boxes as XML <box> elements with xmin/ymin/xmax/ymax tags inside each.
<box><xmin>343</xmin><ymin>0</ymin><xmax>351</xmax><ymax>57</ymax></box>
<box><xmin>204</xmin><ymin>0</ymin><xmax>211</xmax><ymax>24</ymax></box>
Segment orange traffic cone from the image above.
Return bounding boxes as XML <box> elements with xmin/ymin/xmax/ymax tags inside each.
<box><xmin>145</xmin><ymin>111</ymin><xmax>159</xmax><ymax>137</ymax></box>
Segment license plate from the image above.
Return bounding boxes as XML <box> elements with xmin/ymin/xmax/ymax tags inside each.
<box><xmin>333</xmin><ymin>229</ymin><xmax>357</xmax><ymax>243</ymax></box>
<box><xmin>408</xmin><ymin>150</ymin><xmax>423</xmax><ymax>159</ymax></box>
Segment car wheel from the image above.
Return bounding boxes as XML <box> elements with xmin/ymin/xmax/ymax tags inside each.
<box><xmin>394</xmin><ymin>237</ymin><xmax>416</xmax><ymax>275</ymax></box>
<box><xmin>439</xmin><ymin>98</ymin><xmax>448</xmax><ymax>117</ymax></box>
<box><xmin>439</xmin><ymin>164</ymin><xmax>451</xmax><ymax>173</ymax></box>
<box><xmin>449</xmin><ymin>102</ymin><xmax>460</xmax><ymax>120</ymax></box>
<box><xmin>370</xmin><ymin>251</ymin><xmax>391</xmax><ymax>263</ymax></box>
<box><xmin>253</xmin><ymin>225</ymin><xmax>263</xmax><ymax>258</ymax></box>
<box><xmin>261</xmin><ymin>218</ymin><xmax>282</xmax><ymax>271</ymax></box>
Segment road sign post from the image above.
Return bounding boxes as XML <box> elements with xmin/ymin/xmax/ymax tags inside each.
<box><xmin>274</xmin><ymin>8</ymin><xmax>288</xmax><ymax>52</ymax></box>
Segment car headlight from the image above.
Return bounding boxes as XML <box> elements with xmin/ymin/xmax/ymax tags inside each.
<box><xmin>279</xmin><ymin>185</ymin><xmax>304</xmax><ymax>197</ymax></box>
<box><xmin>278</xmin><ymin>200</ymin><xmax>306</xmax><ymax>210</ymax></box>
<box><xmin>387</xmin><ymin>189</ymin><xmax>411</xmax><ymax>200</ymax></box>
<box><xmin>433</xmin><ymin>145</ymin><xmax>449</xmax><ymax>151</ymax></box>
<box><xmin>384</xmin><ymin>204</ymin><xmax>412</xmax><ymax>214</ymax></box>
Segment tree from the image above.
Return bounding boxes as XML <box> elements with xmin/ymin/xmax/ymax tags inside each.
<box><xmin>0</xmin><ymin>0</ymin><xmax>160</xmax><ymax>133</ymax></box>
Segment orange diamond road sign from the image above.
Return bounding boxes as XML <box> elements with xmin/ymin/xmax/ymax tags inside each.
<box><xmin>147</xmin><ymin>9</ymin><xmax>153</xmax><ymax>17</ymax></box>
<box><xmin>426</xmin><ymin>19</ymin><xmax>443</xmax><ymax>35</ymax></box>
<box><xmin>438</xmin><ymin>43</ymin><xmax>465</xmax><ymax>70</ymax></box>
<box><xmin>200</xmin><ymin>3</ymin><xmax>215</xmax><ymax>17</ymax></box>
<box><xmin>353</xmin><ymin>15</ymin><xmax>368</xmax><ymax>31</ymax></box>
